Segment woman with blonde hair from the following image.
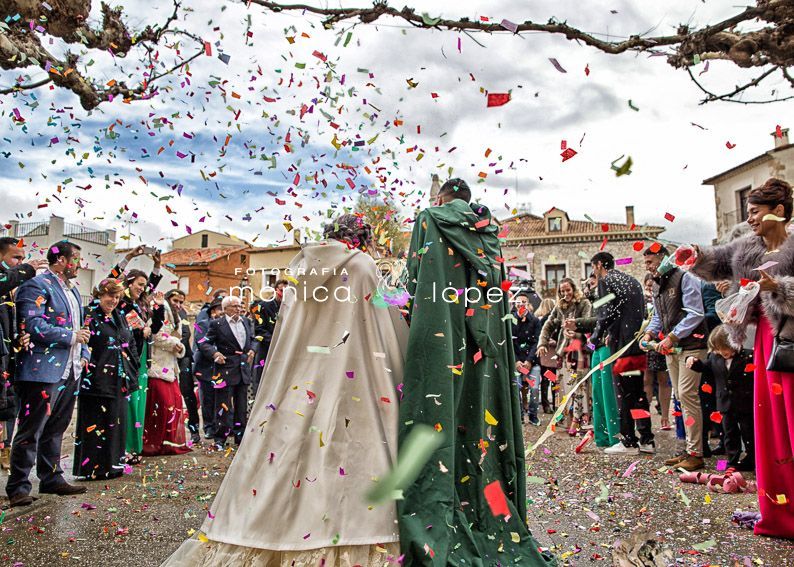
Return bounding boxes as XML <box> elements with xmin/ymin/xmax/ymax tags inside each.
<box><xmin>538</xmin><ymin>278</ymin><xmax>593</xmax><ymax>434</ymax></box>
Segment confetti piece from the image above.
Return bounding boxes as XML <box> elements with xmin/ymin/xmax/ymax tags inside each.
<box><xmin>366</xmin><ymin>425</ymin><xmax>443</xmax><ymax>504</ymax></box>
<box><xmin>664</xmin><ymin>212</ymin><xmax>675</xmax><ymax>222</ymax></box>
<box><xmin>591</xmin><ymin>293</ymin><xmax>615</xmax><ymax>309</ymax></box>
<box><xmin>483</xmin><ymin>480</ymin><xmax>511</xmax><ymax>519</ymax></box>
<box><xmin>754</xmin><ymin>260</ymin><xmax>779</xmax><ymax>271</ymax></box>
<box><xmin>692</xmin><ymin>539</ymin><xmax>717</xmax><ymax>551</ymax></box>
<box><xmin>548</xmin><ymin>58</ymin><xmax>567</xmax><ymax>73</ymax></box>
<box><xmin>628</xmin><ymin>99</ymin><xmax>639</xmax><ymax>111</ymax></box>
<box><xmin>630</xmin><ymin>409</ymin><xmax>650</xmax><ymax>419</ymax></box>
<box><xmin>486</xmin><ymin>93</ymin><xmax>511</xmax><ymax>107</ymax></box>
<box><xmin>484</xmin><ymin>409</ymin><xmax>498</xmax><ymax>426</ymax></box>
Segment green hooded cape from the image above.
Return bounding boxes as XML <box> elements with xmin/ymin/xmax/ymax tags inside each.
<box><xmin>398</xmin><ymin>199</ymin><xmax>554</xmax><ymax>566</ymax></box>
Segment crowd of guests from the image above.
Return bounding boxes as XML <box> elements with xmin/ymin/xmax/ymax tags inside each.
<box><xmin>0</xmin><ymin>241</ymin><xmax>283</xmax><ymax>507</ymax></box>
<box><xmin>510</xmin><ymin>177</ymin><xmax>793</xmax><ymax>539</ymax></box>
<box><xmin>0</xmin><ymin>176</ymin><xmax>791</xmax><ymax>543</ymax></box>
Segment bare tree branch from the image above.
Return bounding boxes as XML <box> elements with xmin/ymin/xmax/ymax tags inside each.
<box><xmin>0</xmin><ymin>0</ymin><xmax>203</xmax><ymax>109</ymax></box>
<box><xmin>686</xmin><ymin>65</ymin><xmax>794</xmax><ymax>104</ymax></box>
<box><xmin>249</xmin><ymin>0</ymin><xmax>794</xmax><ymax>104</ymax></box>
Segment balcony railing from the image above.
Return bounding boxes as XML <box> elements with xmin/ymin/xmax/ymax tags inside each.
<box><xmin>63</xmin><ymin>222</ymin><xmax>109</xmax><ymax>245</ymax></box>
<box><xmin>14</xmin><ymin>222</ymin><xmax>49</xmax><ymax>237</ymax></box>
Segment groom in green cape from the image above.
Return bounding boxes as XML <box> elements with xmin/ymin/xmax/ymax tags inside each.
<box><xmin>399</xmin><ymin>179</ymin><xmax>554</xmax><ymax>566</ymax></box>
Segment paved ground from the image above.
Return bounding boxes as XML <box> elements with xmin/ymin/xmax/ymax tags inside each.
<box><xmin>0</xmin><ymin>412</ymin><xmax>792</xmax><ymax>566</ymax></box>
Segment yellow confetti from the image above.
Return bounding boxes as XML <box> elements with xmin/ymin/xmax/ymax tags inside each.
<box><xmin>198</xmin><ymin>533</ymin><xmax>208</xmax><ymax>543</ymax></box>
<box><xmin>485</xmin><ymin>409</ymin><xmax>499</xmax><ymax>426</ymax></box>
<box><xmin>511</xmin><ymin>532</ymin><xmax>521</xmax><ymax>543</ymax></box>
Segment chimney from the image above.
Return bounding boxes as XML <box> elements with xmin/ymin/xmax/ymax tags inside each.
<box><xmin>772</xmin><ymin>127</ymin><xmax>789</xmax><ymax>149</ymax></box>
<box><xmin>625</xmin><ymin>206</ymin><xmax>635</xmax><ymax>227</ymax></box>
<box><xmin>430</xmin><ymin>174</ymin><xmax>441</xmax><ymax>201</ymax></box>
<box><xmin>293</xmin><ymin>229</ymin><xmax>301</xmax><ymax>245</ymax></box>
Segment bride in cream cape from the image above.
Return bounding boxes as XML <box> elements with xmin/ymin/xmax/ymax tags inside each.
<box><xmin>163</xmin><ymin>231</ymin><xmax>408</xmax><ymax>566</ymax></box>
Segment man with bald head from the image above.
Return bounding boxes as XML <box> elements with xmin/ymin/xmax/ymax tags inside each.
<box><xmin>200</xmin><ymin>295</ymin><xmax>255</xmax><ymax>450</ymax></box>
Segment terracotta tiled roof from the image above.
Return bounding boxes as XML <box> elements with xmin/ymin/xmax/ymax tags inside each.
<box><xmin>499</xmin><ymin>213</ymin><xmax>664</xmax><ymax>242</ymax></box>
<box><xmin>161</xmin><ymin>246</ymin><xmax>248</xmax><ymax>266</ymax></box>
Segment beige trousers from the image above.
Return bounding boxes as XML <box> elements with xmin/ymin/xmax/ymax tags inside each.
<box><xmin>666</xmin><ymin>349</ymin><xmax>707</xmax><ymax>456</ymax></box>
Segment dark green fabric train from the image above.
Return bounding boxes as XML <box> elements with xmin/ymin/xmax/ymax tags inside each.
<box><xmin>398</xmin><ymin>198</ymin><xmax>555</xmax><ymax>566</ymax></box>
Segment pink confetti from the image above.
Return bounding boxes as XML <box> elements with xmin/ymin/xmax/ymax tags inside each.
<box><xmin>548</xmin><ymin>58</ymin><xmax>567</xmax><ymax>73</ymax></box>
<box><xmin>621</xmin><ymin>460</ymin><xmax>640</xmax><ymax>478</ymax></box>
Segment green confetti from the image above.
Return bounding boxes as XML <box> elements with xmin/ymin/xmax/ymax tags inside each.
<box><xmin>628</xmin><ymin>99</ymin><xmax>639</xmax><ymax>111</ymax></box>
<box><xmin>591</xmin><ymin>293</ymin><xmax>616</xmax><ymax>310</ymax></box>
<box><xmin>678</xmin><ymin>487</ymin><xmax>691</xmax><ymax>507</ymax></box>
<box><xmin>366</xmin><ymin>425</ymin><xmax>444</xmax><ymax>504</ymax></box>
<box><xmin>692</xmin><ymin>539</ymin><xmax>716</xmax><ymax>551</ymax></box>
<box><xmin>307</xmin><ymin>346</ymin><xmax>331</xmax><ymax>354</ymax></box>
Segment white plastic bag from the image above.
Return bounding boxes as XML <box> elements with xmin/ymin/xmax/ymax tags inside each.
<box><xmin>716</xmin><ymin>282</ymin><xmax>760</xmax><ymax>325</ymax></box>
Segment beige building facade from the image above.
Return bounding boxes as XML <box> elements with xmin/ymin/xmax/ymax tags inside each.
<box><xmin>500</xmin><ymin>206</ymin><xmax>664</xmax><ymax>296</ymax></box>
<box><xmin>703</xmin><ymin>129</ymin><xmax>792</xmax><ymax>242</ymax></box>
<box><xmin>171</xmin><ymin>229</ymin><xmax>249</xmax><ymax>250</ymax></box>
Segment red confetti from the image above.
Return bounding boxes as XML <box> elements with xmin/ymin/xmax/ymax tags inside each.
<box><xmin>744</xmin><ymin>363</ymin><xmax>755</xmax><ymax>372</ymax></box>
<box><xmin>630</xmin><ymin>409</ymin><xmax>651</xmax><ymax>419</ymax></box>
<box><xmin>486</xmin><ymin>93</ymin><xmax>511</xmax><ymax>107</ymax></box>
<box><xmin>771</xmin><ymin>383</ymin><xmax>783</xmax><ymax>395</ymax></box>
<box><xmin>483</xmin><ymin>480</ymin><xmax>511</xmax><ymax>518</ymax></box>
<box><xmin>632</xmin><ymin>242</ymin><xmax>644</xmax><ymax>252</ymax></box>
<box><xmin>726</xmin><ymin>141</ymin><xmax>736</xmax><ymax>149</ymax></box>
<box><xmin>710</xmin><ymin>411</ymin><xmax>723</xmax><ymax>424</ymax></box>
<box><xmin>543</xmin><ymin>369</ymin><xmax>558</xmax><ymax>383</ymax></box>
<box><xmin>561</xmin><ymin>148</ymin><xmax>577</xmax><ymax>162</ymax></box>
<box><xmin>701</xmin><ymin>383</ymin><xmax>713</xmax><ymax>394</ymax></box>
<box><xmin>684</xmin><ymin>416</ymin><xmax>695</xmax><ymax>427</ymax></box>
<box><xmin>664</xmin><ymin>212</ymin><xmax>675</xmax><ymax>222</ymax></box>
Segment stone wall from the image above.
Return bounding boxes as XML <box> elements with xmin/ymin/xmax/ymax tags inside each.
<box><xmin>503</xmin><ymin>239</ymin><xmax>654</xmax><ymax>297</ymax></box>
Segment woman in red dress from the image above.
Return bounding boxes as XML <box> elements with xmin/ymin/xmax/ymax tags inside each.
<box><xmin>142</xmin><ymin>293</ymin><xmax>191</xmax><ymax>456</ymax></box>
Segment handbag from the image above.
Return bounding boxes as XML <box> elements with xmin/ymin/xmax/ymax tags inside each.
<box><xmin>767</xmin><ymin>315</ymin><xmax>794</xmax><ymax>373</ymax></box>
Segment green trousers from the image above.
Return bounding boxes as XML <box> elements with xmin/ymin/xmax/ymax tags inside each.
<box><xmin>591</xmin><ymin>346</ymin><xmax>621</xmax><ymax>447</ymax></box>
<box><xmin>126</xmin><ymin>342</ymin><xmax>148</xmax><ymax>455</ymax></box>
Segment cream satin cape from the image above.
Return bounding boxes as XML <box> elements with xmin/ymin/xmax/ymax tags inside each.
<box><xmin>163</xmin><ymin>241</ymin><xmax>407</xmax><ymax>566</ymax></box>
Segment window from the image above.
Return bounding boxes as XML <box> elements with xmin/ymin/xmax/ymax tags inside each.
<box><xmin>240</xmin><ymin>254</ymin><xmax>247</xmax><ymax>263</ymax></box>
<box><xmin>548</xmin><ymin>217</ymin><xmax>562</xmax><ymax>232</ymax></box>
<box><xmin>544</xmin><ymin>264</ymin><xmax>566</xmax><ymax>291</ymax></box>
<box><xmin>582</xmin><ymin>262</ymin><xmax>592</xmax><ymax>279</ymax></box>
<box><xmin>737</xmin><ymin>187</ymin><xmax>751</xmax><ymax>222</ymax></box>
<box><xmin>178</xmin><ymin>276</ymin><xmax>189</xmax><ymax>293</ymax></box>
<box><xmin>201</xmin><ymin>234</ymin><xmax>209</xmax><ymax>248</ymax></box>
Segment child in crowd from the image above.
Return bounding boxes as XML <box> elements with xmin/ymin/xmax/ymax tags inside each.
<box><xmin>686</xmin><ymin>325</ymin><xmax>754</xmax><ymax>471</ymax></box>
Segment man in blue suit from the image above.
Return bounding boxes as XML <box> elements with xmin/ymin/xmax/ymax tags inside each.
<box><xmin>6</xmin><ymin>240</ymin><xmax>90</xmax><ymax>507</ymax></box>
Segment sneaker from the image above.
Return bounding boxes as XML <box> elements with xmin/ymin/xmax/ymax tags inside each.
<box><xmin>677</xmin><ymin>455</ymin><xmax>705</xmax><ymax>471</ymax></box>
<box><xmin>604</xmin><ymin>443</ymin><xmax>639</xmax><ymax>455</ymax></box>
<box><xmin>528</xmin><ymin>415</ymin><xmax>541</xmax><ymax>427</ymax></box>
<box><xmin>664</xmin><ymin>453</ymin><xmax>688</xmax><ymax>466</ymax></box>
<box><xmin>639</xmin><ymin>442</ymin><xmax>656</xmax><ymax>454</ymax></box>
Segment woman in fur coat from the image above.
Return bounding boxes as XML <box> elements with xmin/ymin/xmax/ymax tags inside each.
<box><xmin>690</xmin><ymin>177</ymin><xmax>794</xmax><ymax>539</ymax></box>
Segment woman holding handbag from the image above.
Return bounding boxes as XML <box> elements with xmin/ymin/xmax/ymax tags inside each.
<box><xmin>687</xmin><ymin>177</ymin><xmax>794</xmax><ymax>539</ymax></box>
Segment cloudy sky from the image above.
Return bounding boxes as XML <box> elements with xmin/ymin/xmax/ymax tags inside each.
<box><xmin>0</xmin><ymin>0</ymin><xmax>789</xmax><ymax>253</ymax></box>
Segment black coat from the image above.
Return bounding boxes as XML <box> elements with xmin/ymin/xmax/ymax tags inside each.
<box><xmin>200</xmin><ymin>316</ymin><xmax>254</xmax><ymax>386</ymax></box>
<box><xmin>512</xmin><ymin>309</ymin><xmax>540</xmax><ymax>364</ymax></box>
<box><xmin>591</xmin><ymin>269</ymin><xmax>645</xmax><ymax>359</ymax></box>
<box><xmin>80</xmin><ymin>305</ymin><xmax>139</xmax><ymax>398</ymax></box>
<box><xmin>192</xmin><ymin>315</ymin><xmax>216</xmax><ymax>383</ymax></box>
<box><xmin>690</xmin><ymin>350</ymin><xmax>753</xmax><ymax>414</ymax></box>
<box><xmin>0</xmin><ymin>262</ymin><xmax>36</xmax><ymax>419</ymax></box>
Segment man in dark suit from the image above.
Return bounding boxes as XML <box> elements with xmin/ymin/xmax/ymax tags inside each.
<box><xmin>193</xmin><ymin>299</ymin><xmax>223</xmax><ymax>439</ymax></box>
<box><xmin>200</xmin><ymin>295</ymin><xmax>254</xmax><ymax>450</ymax></box>
<box><xmin>6</xmin><ymin>240</ymin><xmax>90</xmax><ymax>506</ymax></box>
<box><xmin>0</xmin><ymin>237</ymin><xmax>47</xmax><ymax>470</ymax></box>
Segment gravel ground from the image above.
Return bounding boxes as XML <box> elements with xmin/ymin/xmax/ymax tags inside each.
<box><xmin>0</xmin><ymin>412</ymin><xmax>792</xmax><ymax>566</ymax></box>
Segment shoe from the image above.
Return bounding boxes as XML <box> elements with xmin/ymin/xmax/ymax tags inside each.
<box><xmin>604</xmin><ymin>443</ymin><xmax>639</xmax><ymax>455</ymax></box>
<box><xmin>191</xmin><ymin>432</ymin><xmax>201</xmax><ymax>445</ymax></box>
<box><xmin>39</xmin><ymin>482</ymin><xmax>87</xmax><ymax>496</ymax></box>
<box><xmin>664</xmin><ymin>453</ymin><xmax>688</xmax><ymax>466</ymax></box>
<box><xmin>734</xmin><ymin>458</ymin><xmax>755</xmax><ymax>472</ymax></box>
<box><xmin>711</xmin><ymin>443</ymin><xmax>726</xmax><ymax>456</ymax></box>
<box><xmin>9</xmin><ymin>493</ymin><xmax>33</xmax><ymax>507</ymax></box>
<box><xmin>639</xmin><ymin>442</ymin><xmax>656</xmax><ymax>454</ymax></box>
<box><xmin>0</xmin><ymin>447</ymin><xmax>10</xmax><ymax>471</ymax></box>
<box><xmin>677</xmin><ymin>456</ymin><xmax>705</xmax><ymax>471</ymax></box>
<box><xmin>528</xmin><ymin>415</ymin><xmax>541</xmax><ymax>427</ymax></box>
<box><xmin>212</xmin><ymin>443</ymin><xmax>224</xmax><ymax>451</ymax></box>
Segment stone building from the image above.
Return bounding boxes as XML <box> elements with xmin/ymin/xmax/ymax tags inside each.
<box><xmin>703</xmin><ymin>128</ymin><xmax>792</xmax><ymax>242</ymax></box>
<box><xmin>171</xmin><ymin>229</ymin><xmax>250</xmax><ymax>250</ymax></box>
<box><xmin>500</xmin><ymin>206</ymin><xmax>665</xmax><ymax>296</ymax></box>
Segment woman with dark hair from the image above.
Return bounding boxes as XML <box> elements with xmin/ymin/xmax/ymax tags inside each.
<box><xmin>538</xmin><ymin>277</ymin><xmax>592</xmax><ymax>435</ymax></box>
<box><xmin>116</xmin><ymin>268</ymin><xmax>164</xmax><ymax>460</ymax></box>
<box><xmin>688</xmin><ymin>177</ymin><xmax>794</xmax><ymax>539</ymax></box>
<box><xmin>164</xmin><ymin>213</ymin><xmax>408</xmax><ymax>565</ymax></box>
<box><xmin>73</xmin><ymin>279</ymin><xmax>139</xmax><ymax>480</ymax></box>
